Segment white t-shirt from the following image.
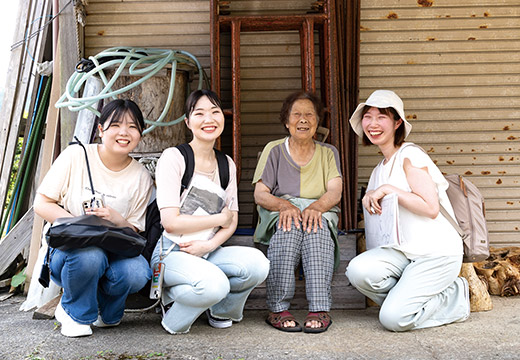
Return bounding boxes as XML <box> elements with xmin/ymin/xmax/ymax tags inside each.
<box><xmin>37</xmin><ymin>144</ymin><xmax>153</xmax><ymax>231</ymax></box>
<box><xmin>155</xmin><ymin>146</ymin><xmax>239</xmax><ymax>240</ymax></box>
<box><xmin>367</xmin><ymin>142</ymin><xmax>462</xmax><ymax>258</ymax></box>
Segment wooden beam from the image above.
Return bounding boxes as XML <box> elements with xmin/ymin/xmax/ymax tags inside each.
<box><xmin>210</xmin><ymin>0</ymin><xmax>220</xmax><ymax>95</ymax></box>
<box><xmin>25</xmin><ymin>42</ymin><xmax>62</xmax><ymax>288</ymax></box>
<box><xmin>219</xmin><ymin>14</ymin><xmax>327</xmax><ymax>32</ymax></box>
<box><xmin>300</xmin><ymin>18</ymin><xmax>315</xmax><ymax>93</ymax></box>
<box><xmin>32</xmin><ymin>294</ymin><xmax>61</xmax><ymax>320</ymax></box>
<box><xmin>58</xmin><ymin>0</ymin><xmax>79</xmax><ymax>150</ymax></box>
<box><xmin>231</xmin><ymin>19</ymin><xmax>241</xmax><ymax>183</ymax></box>
<box><xmin>0</xmin><ymin>208</ymin><xmax>34</xmax><ymax>276</ymax></box>
<box><xmin>0</xmin><ymin>0</ymin><xmax>35</xmax><ymax>221</ymax></box>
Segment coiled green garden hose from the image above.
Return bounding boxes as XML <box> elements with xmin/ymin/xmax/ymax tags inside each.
<box><xmin>55</xmin><ymin>47</ymin><xmax>204</xmax><ymax>134</ymax></box>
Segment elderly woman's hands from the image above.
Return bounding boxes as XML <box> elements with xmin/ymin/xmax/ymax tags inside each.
<box><xmin>278</xmin><ymin>201</ymin><xmax>302</xmax><ymax>232</ymax></box>
<box><xmin>301</xmin><ymin>204</ymin><xmax>323</xmax><ymax>233</ymax></box>
<box><xmin>279</xmin><ymin>201</ymin><xmax>324</xmax><ymax>233</ymax></box>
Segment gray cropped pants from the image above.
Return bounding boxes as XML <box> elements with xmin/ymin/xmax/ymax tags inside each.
<box><xmin>346</xmin><ymin>247</ymin><xmax>469</xmax><ymax>331</ymax></box>
<box><xmin>266</xmin><ymin>219</ymin><xmax>335</xmax><ymax>313</ymax></box>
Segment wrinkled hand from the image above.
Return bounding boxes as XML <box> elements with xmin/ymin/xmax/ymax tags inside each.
<box><xmin>278</xmin><ymin>202</ymin><xmax>302</xmax><ymax>232</ymax></box>
<box><xmin>178</xmin><ymin>240</ymin><xmax>213</xmax><ymax>257</ymax></box>
<box><xmin>301</xmin><ymin>205</ymin><xmax>323</xmax><ymax>233</ymax></box>
<box><xmin>86</xmin><ymin>206</ymin><xmax>127</xmax><ymax>227</ymax></box>
<box><xmin>219</xmin><ymin>207</ymin><xmax>234</xmax><ymax>229</ymax></box>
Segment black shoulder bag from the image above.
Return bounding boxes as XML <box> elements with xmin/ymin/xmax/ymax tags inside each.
<box><xmin>45</xmin><ymin>138</ymin><xmax>146</xmax><ymax>258</ymax></box>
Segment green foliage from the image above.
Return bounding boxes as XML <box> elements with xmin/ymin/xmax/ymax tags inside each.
<box><xmin>11</xmin><ymin>266</ymin><xmax>26</xmax><ymax>287</ymax></box>
<box><xmin>2</xmin><ymin>137</ymin><xmax>23</xmax><ymax>235</ymax></box>
<box><xmin>25</xmin><ymin>345</ymin><xmax>45</xmax><ymax>360</ymax></box>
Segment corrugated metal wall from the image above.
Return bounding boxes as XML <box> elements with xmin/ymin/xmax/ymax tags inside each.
<box><xmin>84</xmin><ymin>0</ymin><xmax>322</xmax><ymax>227</ymax></box>
<box><xmin>357</xmin><ymin>0</ymin><xmax>520</xmax><ymax>246</ymax></box>
<box><xmin>85</xmin><ymin>1</ymin><xmax>211</xmax><ymax>67</ymax></box>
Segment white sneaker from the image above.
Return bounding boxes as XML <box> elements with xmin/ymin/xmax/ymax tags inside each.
<box><xmin>206</xmin><ymin>310</ymin><xmax>232</xmax><ymax>329</ymax></box>
<box><xmin>92</xmin><ymin>315</ymin><xmax>121</xmax><ymax>328</ymax></box>
<box><xmin>54</xmin><ymin>300</ymin><xmax>92</xmax><ymax>337</ymax></box>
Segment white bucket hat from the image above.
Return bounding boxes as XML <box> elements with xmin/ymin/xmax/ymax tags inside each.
<box><xmin>349</xmin><ymin>90</ymin><xmax>412</xmax><ymax>139</ymax></box>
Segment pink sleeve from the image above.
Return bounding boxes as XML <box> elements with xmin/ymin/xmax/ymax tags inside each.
<box><xmin>223</xmin><ymin>156</ymin><xmax>239</xmax><ymax>211</ymax></box>
<box><xmin>155</xmin><ymin>147</ymin><xmax>185</xmax><ymax>210</ymax></box>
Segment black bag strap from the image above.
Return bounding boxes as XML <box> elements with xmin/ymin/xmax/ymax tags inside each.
<box><xmin>176</xmin><ymin>143</ymin><xmax>195</xmax><ymax>195</ymax></box>
<box><xmin>70</xmin><ymin>136</ymin><xmax>96</xmax><ymax>197</ymax></box>
<box><xmin>175</xmin><ymin>143</ymin><xmax>230</xmax><ymax>196</ymax></box>
<box><xmin>215</xmin><ymin>148</ymin><xmax>230</xmax><ymax>190</ymax></box>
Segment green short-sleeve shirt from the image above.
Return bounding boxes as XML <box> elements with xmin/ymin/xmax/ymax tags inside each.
<box><xmin>252</xmin><ymin>137</ymin><xmax>342</xmax><ymax>198</ymax></box>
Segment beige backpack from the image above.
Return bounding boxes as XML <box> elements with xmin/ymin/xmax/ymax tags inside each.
<box><xmin>440</xmin><ymin>174</ymin><xmax>490</xmax><ymax>263</ymax></box>
<box><xmin>401</xmin><ymin>144</ymin><xmax>490</xmax><ymax>263</ymax></box>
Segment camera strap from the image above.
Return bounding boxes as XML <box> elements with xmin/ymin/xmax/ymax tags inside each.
<box><xmin>70</xmin><ymin>136</ymin><xmax>96</xmax><ymax>203</ymax></box>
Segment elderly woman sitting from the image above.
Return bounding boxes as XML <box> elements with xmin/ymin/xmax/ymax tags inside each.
<box><xmin>252</xmin><ymin>91</ymin><xmax>343</xmax><ymax>333</ymax></box>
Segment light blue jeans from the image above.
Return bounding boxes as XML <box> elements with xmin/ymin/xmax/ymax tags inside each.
<box><xmin>346</xmin><ymin>247</ymin><xmax>469</xmax><ymax>331</ymax></box>
<box><xmin>151</xmin><ymin>236</ymin><xmax>270</xmax><ymax>334</ymax></box>
<box><xmin>50</xmin><ymin>247</ymin><xmax>151</xmax><ymax>325</ymax></box>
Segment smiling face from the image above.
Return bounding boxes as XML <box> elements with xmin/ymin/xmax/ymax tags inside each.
<box><xmin>285</xmin><ymin>99</ymin><xmax>318</xmax><ymax>141</ymax></box>
<box><xmin>185</xmin><ymin>95</ymin><xmax>225</xmax><ymax>143</ymax></box>
<box><xmin>98</xmin><ymin>112</ymin><xmax>142</xmax><ymax>155</ymax></box>
<box><xmin>361</xmin><ymin>106</ymin><xmax>403</xmax><ymax>148</ymax></box>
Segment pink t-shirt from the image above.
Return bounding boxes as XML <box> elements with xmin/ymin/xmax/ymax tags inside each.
<box><xmin>155</xmin><ymin>146</ymin><xmax>239</xmax><ymax>212</ymax></box>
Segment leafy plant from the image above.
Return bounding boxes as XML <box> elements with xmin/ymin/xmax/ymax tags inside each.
<box><xmin>11</xmin><ymin>266</ymin><xmax>26</xmax><ymax>287</ymax></box>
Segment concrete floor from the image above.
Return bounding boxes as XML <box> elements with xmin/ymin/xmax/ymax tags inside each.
<box><xmin>1</xmin><ymin>293</ymin><xmax>519</xmax><ymax>360</ymax></box>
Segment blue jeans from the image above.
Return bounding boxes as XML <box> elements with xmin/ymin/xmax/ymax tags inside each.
<box><xmin>50</xmin><ymin>247</ymin><xmax>151</xmax><ymax>325</ymax></box>
<box><xmin>151</xmin><ymin>236</ymin><xmax>270</xmax><ymax>334</ymax></box>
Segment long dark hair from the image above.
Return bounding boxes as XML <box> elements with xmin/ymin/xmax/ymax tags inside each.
<box><xmin>99</xmin><ymin>99</ymin><xmax>145</xmax><ymax>135</ymax></box>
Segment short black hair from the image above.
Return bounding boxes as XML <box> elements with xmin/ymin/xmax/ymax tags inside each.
<box><xmin>185</xmin><ymin>89</ymin><xmax>222</xmax><ymax>121</ymax></box>
<box><xmin>279</xmin><ymin>91</ymin><xmax>324</xmax><ymax>131</ymax></box>
<box><xmin>99</xmin><ymin>99</ymin><xmax>145</xmax><ymax>135</ymax></box>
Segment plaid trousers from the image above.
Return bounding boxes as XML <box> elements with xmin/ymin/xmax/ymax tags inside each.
<box><xmin>266</xmin><ymin>219</ymin><xmax>335</xmax><ymax>312</ymax></box>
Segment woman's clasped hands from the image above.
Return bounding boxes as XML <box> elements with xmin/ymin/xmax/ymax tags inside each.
<box><xmin>278</xmin><ymin>201</ymin><xmax>323</xmax><ymax>233</ymax></box>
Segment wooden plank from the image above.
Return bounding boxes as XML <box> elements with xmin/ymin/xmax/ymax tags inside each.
<box><xmin>363</xmin><ymin>0</ymin><xmax>519</xmax><ymax>8</ymax></box>
<box><xmin>59</xmin><ymin>0</ymin><xmax>79</xmax><ymax>150</ymax></box>
<box><xmin>32</xmin><ymin>295</ymin><xmax>61</xmax><ymax>320</ymax></box>
<box><xmin>85</xmin><ymin>1</ymin><xmax>209</xmax><ymax>13</ymax></box>
<box><xmin>86</xmin><ymin>12</ymin><xmax>209</xmax><ymax>25</ymax></box>
<box><xmin>0</xmin><ymin>208</ymin><xmax>34</xmax><ymax>276</ymax></box>
<box><xmin>361</xmin><ymin>7</ymin><xmax>518</xmax><ymax>19</ymax></box>
<box><xmin>85</xmin><ymin>23</ymin><xmax>209</xmax><ymax>37</ymax></box>
<box><xmin>361</xmin><ymin>52</ymin><xmax>520</xmax><ymax>66</ymax></box>
<box><xmin>359</xmin><ymin>153</ymin><xmax>520</xmax><ymax>166</ymax></box>
<box><xmin>360</xmin><ymin>63</ymin><xmax>520</xmax><ymax>77</ymax></box>
<box><xmin>360</xmin><ymin>17</ymin><xmax>520</xmax><ymax>31</ymax></box>
<box><xmin>84</xmin><ymin>34</ymin><xmax>211</xmax><ymax>48</ymax></box>
<box><xmin>0</xmin><ymin>0</ymin><xmax>33</xmax><ymax>221</ymax></box>
<box><xmin>361</xmin><ymin>30</ymin><xmax>520</xmax><ymax>44</ymax></box>
<box><xmin>361</xmin><ymin>74</ymin><xmax>520</xmax><ymax>88</ymax></box>
<box><xmin>26</xmin><ymin>41</ymin><xmax>62</xmax><ymax>288</ymax></box>
<box><xmin>359</xmin><ymin>143</ymin><xmax>520</xmax><ymax>156</ymax></box>
<box><xmin>361</xmin><ymin>40</ymin><xmax>520</xmax><ymax>54</ymax></box>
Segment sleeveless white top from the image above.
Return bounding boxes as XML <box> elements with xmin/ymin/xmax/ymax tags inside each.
<box><xmin>367</xmin><ymin>143</ymin><xmax>462</xmax><ymax>259</ymax></box>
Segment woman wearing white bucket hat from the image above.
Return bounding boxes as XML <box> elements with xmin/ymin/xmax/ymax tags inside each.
<box><xmin>345</xmin><ymin>90</ymin><xmax>470</xmax><ymax>331</ymax></box>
